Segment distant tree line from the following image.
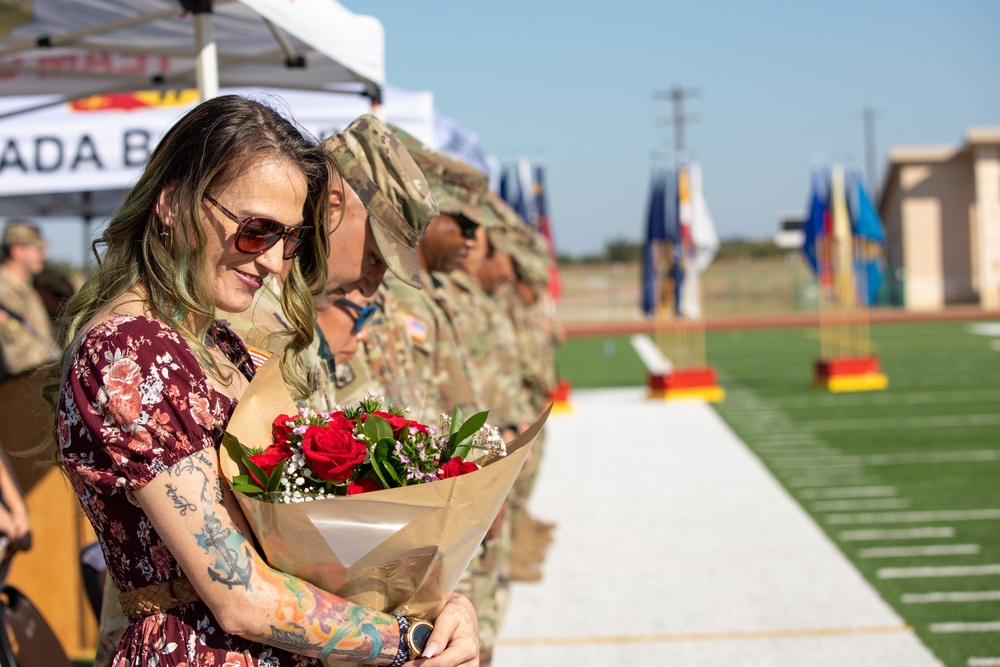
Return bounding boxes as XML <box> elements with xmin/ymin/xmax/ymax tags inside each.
<box><xmin>558</xmin><ymin>236</ymin><xmax>787</xmax><ymax>265</ymax></box>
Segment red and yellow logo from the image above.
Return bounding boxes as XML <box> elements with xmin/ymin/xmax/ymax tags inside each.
<box><xmin>70</xmin><ymin>89</ymin><xmax>199</xmax><ymax>112</ymax></box>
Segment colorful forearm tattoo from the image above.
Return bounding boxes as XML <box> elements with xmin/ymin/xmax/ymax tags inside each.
<box><xmin>160</xmin><ymin>450</ymin><xmax>401</xmax><ymax>664</ymax></box>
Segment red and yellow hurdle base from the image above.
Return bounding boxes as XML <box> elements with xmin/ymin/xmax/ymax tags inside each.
<box><xmin>548</xmin><ymin>379</ymin><xmax>574</xmax><ymax>414</ymax></box>
<box><xmin>648</xmin><ymin>367</ymin><xmax>725</xmax><ymax>402</ymax></box>
<box><xmin>813</xmin><ymin>356</ymin><xmax>888</xmax><ymax>392</ymax></box>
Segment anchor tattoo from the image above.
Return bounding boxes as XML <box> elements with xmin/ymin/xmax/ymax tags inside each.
<box><xmin>195</xmin><ymin>512</ymin><xmax>253</xmax><ymax>590</ymax></box>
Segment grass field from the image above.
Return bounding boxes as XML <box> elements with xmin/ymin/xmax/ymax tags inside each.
<box><xmin>557</xmin><ymin>320</ymin><xmax>1000</xmax><ymax>667</ymax></box>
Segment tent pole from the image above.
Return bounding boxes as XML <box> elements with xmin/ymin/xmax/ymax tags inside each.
<box><xmin>190</xmin><ymin>2</ymin><xmax>219</xmax><ymax>101</ymax></box>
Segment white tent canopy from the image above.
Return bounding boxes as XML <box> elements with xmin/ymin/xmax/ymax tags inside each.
<box><xmin>0</xmin><ymin>0</ymin><xmax>385</xmax><ymax>105</ymax></box>
<box><xmin>0</xmin><ymin>85</ymin><xmax>436</xmax><ymax>216</ymax></box>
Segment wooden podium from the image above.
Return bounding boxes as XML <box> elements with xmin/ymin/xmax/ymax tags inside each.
<box><xmin>0</xmin><ymin>370</ymin><xmax>97</xmax><ymax>661</ymax></box>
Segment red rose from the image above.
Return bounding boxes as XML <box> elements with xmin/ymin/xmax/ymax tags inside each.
<box><xmin>346</xmin><ymin>477</ymin><xmax>382</xmax><ymax>495</ymax></box>
<box><xmin>438</xmin><ymin>457</ymin><xmax>480</xmax><ymax>479</ymax></box>
<box><xmin>368</xmin><ymin>411</ymin><xmax>428</xmax><ymax>438</ymax></box>
<box><xmin>327</xmin><ymin>411</ymin><xmax>357</xmax><ymax>432</ymax></box>
<box><xmin>272</xmin><ymin>414</ymin><xmax>296</xmax><ymax>445</ymax></box>
<box><xmin>302</xmin><ymin>424</ymin><xmax>367</xmax><ymax>483</ymax></box>
<box><xmin>247</xmin><ymin>444</ymin><xmax>292</xmax><ymax>486</ymax></box>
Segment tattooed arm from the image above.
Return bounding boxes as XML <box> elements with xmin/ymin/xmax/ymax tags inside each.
<box><xmin>134</xmin><ymin>448</ymin><xmax>479</xmax><ymax>666</ymax></box>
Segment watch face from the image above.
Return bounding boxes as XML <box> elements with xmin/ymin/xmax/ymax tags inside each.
<box><xmin>409</xmin><ymin>620</ymin><xmax>433</xmax><ymax>656</ymax></box>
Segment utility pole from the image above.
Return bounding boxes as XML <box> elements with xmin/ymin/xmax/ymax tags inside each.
<box><xmin>654</xmin><ymin>85</ymin><xmax>700</xmax><ymax>163</ymax></box>
<box><xmin>862</xmin><ymin>106</ymin><xmax>880</xmax><ymax>195</ymax></box>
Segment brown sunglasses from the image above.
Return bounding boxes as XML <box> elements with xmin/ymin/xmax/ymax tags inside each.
<box><xmin>204</xmin><ymin>194</ymin><xmax>314</xmax><ymax>260</ymax></box>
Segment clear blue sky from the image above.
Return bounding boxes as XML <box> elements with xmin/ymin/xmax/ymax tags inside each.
<box><xmin>370</xmin><ymin>0</ymin><xmax>1000</xmax><ymax>257</ymax></box>
<box><xmin>11</xmin><ymin>0</ymin><xmax>999</xmax><ymax>264</ymax></box>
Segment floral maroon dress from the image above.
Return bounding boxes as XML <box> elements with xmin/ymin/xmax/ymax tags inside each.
<box><xmin>56</xmin><ymin>315</ymin><xmax>321</xmax><ymax>667</ymax></box>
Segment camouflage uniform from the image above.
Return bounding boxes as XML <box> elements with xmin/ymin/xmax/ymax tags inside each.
<box><xmin>360</xmin><ymin>285</ymin><xmax>427</xmax><ymax>415</ymax></box>
<box><xmin>0</xmin><ymin>265</ymin><xmax>58</xmax><ymax>378</ymax></box>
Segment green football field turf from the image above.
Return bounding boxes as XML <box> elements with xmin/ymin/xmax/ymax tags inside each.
<box><xmin>557</xmin><ymin>320</ymin><xmax>1000</xmax><ymax>666</ymax></box>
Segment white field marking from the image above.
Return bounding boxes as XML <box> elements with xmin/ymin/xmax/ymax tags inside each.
<box><xmin>812</xmin><ymin>498</ymin><xmax>911</xmax><ymax>513</ymax></box>
<box><xmin>801</xmin><ymin>486</ymin><xmax>897</xmax><ymax>500</ymax></box>
<box><xmin>903</xmin><ymin>590</ymin><xmax>1000</xmax><ymax>604</ymax></box>
<box><xmin>752</xmin><ymin>433</ymin><xmax>823</xmax><ymax>443</ymax></box>
<box><xmin>969</xmin><ymin>659</ymin><xmax>1000</xmax><ymax>667</ymax></box>
<box><xmin>774</xmin><ymin>449</ymin><xmax>1000</xmax><ymax>470</ymax></box>
<box><xmin>723</xmin><ymin>389</ymin><xmax>1000</xmax><ymax>411</ymax></box>
<box><xmin>629</xmin><ymin>335</ymin><xmax>671</xmax><ymax>374</ymax></box>
<box><xmin>828</xmin><ymin>509</ymin><xmax>1000</xmax><ymax>525</ymax></box>
<box><xmin>784</xmin><ymin>413</ymin><xmax>1000</xmax><ymax>433</ymax></box>
<box><xmin>969</xmin><ymin>322</ymin><xmax>1000</xmax><ymax>336</ymax></box>
<box><xmin>840</xmin><ymin>527</ymin><xmax>956</xmax><ymax>542</ymax></box>
<box><xmin>859</xmin><ymin>544</ymin><xmax>980</xmax><ymax>559</ymax></box>
<box><xmin>931</xmin><ymin>621</ymin><xmax>1000</xmax><ymax>633</ymax></box>
<box><xmin>878</xmin><ymin>564</ymin><xmax>1000</xmax><ymax>579</ymax></box>
<box><xmin>786</xmin><ymin>477</ymin><xmax>877</xmax><ymax>489</ymax></box>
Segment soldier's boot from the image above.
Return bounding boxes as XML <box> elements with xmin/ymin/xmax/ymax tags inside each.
<box><xmin>480</xmin><ymin>647</ymin><xmax>494</xmax><ymax>666</ymax></box>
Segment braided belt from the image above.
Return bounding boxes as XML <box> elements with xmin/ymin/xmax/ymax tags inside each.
<box><xmin>119</xmin><ymin>577</ymin><xmax>201</xmax><ymax>619</ymax></box>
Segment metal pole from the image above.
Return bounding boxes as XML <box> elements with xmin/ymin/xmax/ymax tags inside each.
<box><xmin>863</xmin><ymin>107</ymin><xmax>877</xmax><ymax>195</ymax></box>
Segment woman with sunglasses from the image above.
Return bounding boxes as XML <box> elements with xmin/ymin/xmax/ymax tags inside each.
<box><xmin>48</xmin><ymin>95</ymin><xmax>477</xmax><ymax>667</ymax></box>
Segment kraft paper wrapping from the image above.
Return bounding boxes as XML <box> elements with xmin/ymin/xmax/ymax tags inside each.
<box><xmin>220</xmin><ymin>357</ymin><xmax>545</xmax><ymax>619</ymax></box>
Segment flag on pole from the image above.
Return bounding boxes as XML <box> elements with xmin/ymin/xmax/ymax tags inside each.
<box><xmin>830</xmin><ymin>165</ymin><xmax>856</xmax><ymax>306</ymax></box>
<box><xmin>641</xmin><ymin>170</ymin><xmax>667</xmax><ymax>315</ymax></box>
<box><xmin>516</xmin><ymin>157</ymin><xmax>537</xmax><ymax>225</ymax></box>
<box><xmin>677</xmin><ymin>163</ymin><xmax>719</xmax><ymax>320</ymax></box>
<box><xmin>499</xmin><ymin>165</ymin><xmax>514</xmax><ymax>207</ymax></box>
<box><xmin>533</xmin><ymin>163</ymin><xmax>562</xmax><ymax>301</ymax></box>
<box><xmin>850</xmin><ymin>169</ymin><xmax>886</xmax><ymax>305</ymax></box>
<box><xmin>802</xmin><ymin>167</ymin><xmax>829</xmax><ymax>275</ymax></box>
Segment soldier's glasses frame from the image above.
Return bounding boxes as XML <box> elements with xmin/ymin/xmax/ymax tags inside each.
<box><xmin>335</xmin><ymin>298</ymin><xmax>379</xmax><ymax>335</ymax></box>
<box><xmin>204</xmin><ymin>194</ymin><xmax>314</xmax><ymax>260</ymax></box>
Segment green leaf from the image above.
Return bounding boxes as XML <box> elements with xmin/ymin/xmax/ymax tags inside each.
<box><xmin>266</xmin><ymin>459</ymin><xmax>285</xmax><ymax>493</ymax></box>
<box><xmin>245</xmin><ymin>459</ymin><xmax>270</xmax><ymax>488</ymax></box>
<box><xmin>363</xmin><ymin>414</ymin><xmax>393</xmax><ymax>444</ymax></box>
<box><xmin>231</xmin><ymin>483</ymin><xmax>265</xmax><ymax>494</ymax></box>
<box><xmin>222</xmin><ymin>432</ymin><xmax>248</xmax><ymax>470</ymax></box>
<box><xmin>450</xmin><ymin>410</ymin><xmax>490</xmax><ymax>460</ymax></box>
<box><xmin>368</xmin><ymin>440</ymin><xmax>392</xmax><ymax>489</ymax></box>
<box><xmin>449</xmin><ymin>405</ymin><xmax>465</xmax><ymax>436</ymax></box>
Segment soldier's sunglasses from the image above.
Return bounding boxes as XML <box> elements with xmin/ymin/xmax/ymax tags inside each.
<box><xmin>335</xmin><ymin>298</ymin><xmax>379</xmax><ymax>335</ymax></box>
<box><xmin>204</xmin><ymin>194</ymin><xmax>314</xmax><ymax>260</ymax></box>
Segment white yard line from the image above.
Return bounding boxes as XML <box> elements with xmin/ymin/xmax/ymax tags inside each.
<box><xmin>802</xmin><ymin>486</ymin><xmax>898</xmax><ymax>500</ymax></box>
<box><xmin>813</xmin><ymin>498</ymin><xmax>911</xmax><ymax>513</ymax></box>
<box><xmin>968</xmin><ymin>659</ymin><xmax>1000</xmax><ymax>667</ymax></box>
<box><xmin>903</xmin><ymin>591</ymin><xmax>1000</xmax><ymax>604</ymax></box>
<box><xmin>786</xmin><ymin>476</ymin><xmax>879</xmax><ymax>489</ymax></box>
<box><xmin>878</xmin><ymin>564</ymin><xmax>1000</xmax><ymax>580</ymax></box>
<box><xmin>840</xmin><ymin>527</ymin><xmax>956</xmax><ymax>542</ymax></box>
<box><xmin>859</xmin><ymin>544</ymin><xmax>980</xmax><ymax>559</ymax></box>
<box><xmin>827</xmin><ymin>509</ymin><xmax>1000</xmax><ymax>526</ymax></box>
<box><xmin>772</xmin><ymin>449</ymin><xmax>1000</xmax><ymax>470</ymax></box>
<box><xmin>764</xmin><ymin>414</ymin><xmax>1000</xmax><ymax>433</ymax></box>
<box><xmin>930</xmin><ymin>622</ymin><xmax>1000</xmax><ymax>633</ymax></box>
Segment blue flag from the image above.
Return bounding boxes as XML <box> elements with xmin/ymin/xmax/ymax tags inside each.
<box><xmin>801</xmin><ymin>167</ymin><xmax>829</xmax><ymax>275</ymax></box>
<box><xmin>499</xmin><ymin>165</ymin><xmax>513</xmax><ymax>205</ymax></box>
<box><xmin>850</xmin><ymin>169</ymin><xmax>886</xmax><ymax>304</ymax></box>
<box><xmin>641</xmin><ymin>170</ymin><xmax>668</xmax><ymax>315</ymax></box>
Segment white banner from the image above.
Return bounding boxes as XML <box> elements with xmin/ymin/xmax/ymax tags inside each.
<box><xmin>0</xmin><ymin>86</ymin><xmax>436</xmax><ymax>200</ymax></box>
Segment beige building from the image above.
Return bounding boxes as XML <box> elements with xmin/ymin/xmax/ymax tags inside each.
<box><xmin>879</xmin><ymin>127</ymin><xmax>1000</xmax><ymax>310</ymax></box>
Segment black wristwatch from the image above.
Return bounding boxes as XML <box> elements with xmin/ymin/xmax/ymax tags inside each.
<box><xmin>392</xmin><ymin>616</ymin><xmax>434</xmax><ymax>665</ymax></box>
<box><xmin>406</xmin><ymin>618</ymin><xmax>434</xmax><ymax>658</ymax></box>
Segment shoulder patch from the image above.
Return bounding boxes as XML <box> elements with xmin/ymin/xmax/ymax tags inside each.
<box><xmin>246</xmin><ymin>346</ymin><xmax>271</xmax><ymax>372</ymax></box>
<box><xmin>398</xmin><ymin>311</ymin><xmax>429</xmax><ymax>344</ymax></box>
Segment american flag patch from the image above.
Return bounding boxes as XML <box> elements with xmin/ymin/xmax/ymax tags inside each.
<box><xmin>399</xmin><ymin>312</ymin><xmax>429</xmax><ymax>344</ymax></box>
<box><xmin>247</xmin><ymin>346</ymin><xmax>271</xmax><ymax>372</ymax></box>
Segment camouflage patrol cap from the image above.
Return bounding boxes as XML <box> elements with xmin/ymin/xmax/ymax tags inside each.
<box><xmin>431</xmin><ymin>182</ymin><xmax>499</xmax><ymax>229</ymax></box>
<box><xmin>1</xmin><ymin>220</ymin><xmax>48</xmax><ymax>249</ymax></box>
<box><xmin>323</xmin><ymin>115</ymin><xmax>438</xmax><ymax>289</ymax></box>
<box><xmin>484</xmin><ymin>192</ymin><xmax>549</xmax><ymax>287</ymax></box>
<box><xmin>390</xmin><ymin>126</ymin><xmax>497</xmax><ymax>228</ymax></box>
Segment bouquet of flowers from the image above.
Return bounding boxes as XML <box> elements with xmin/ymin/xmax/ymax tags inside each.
<box><xmin>225</xmin><ymin>395</ymin><xmax>507</xmax><ymax>502</ymax></box>
<box><xmin>219</xmin><ymin>357</ymin><xmax>545</xmax><ymax>619</ymax></box>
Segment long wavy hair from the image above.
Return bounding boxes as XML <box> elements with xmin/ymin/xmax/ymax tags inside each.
<box><xmin>46</xmin><ymin>95</ymin><xmax>330</xmax><ymax>413</ymax></box>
